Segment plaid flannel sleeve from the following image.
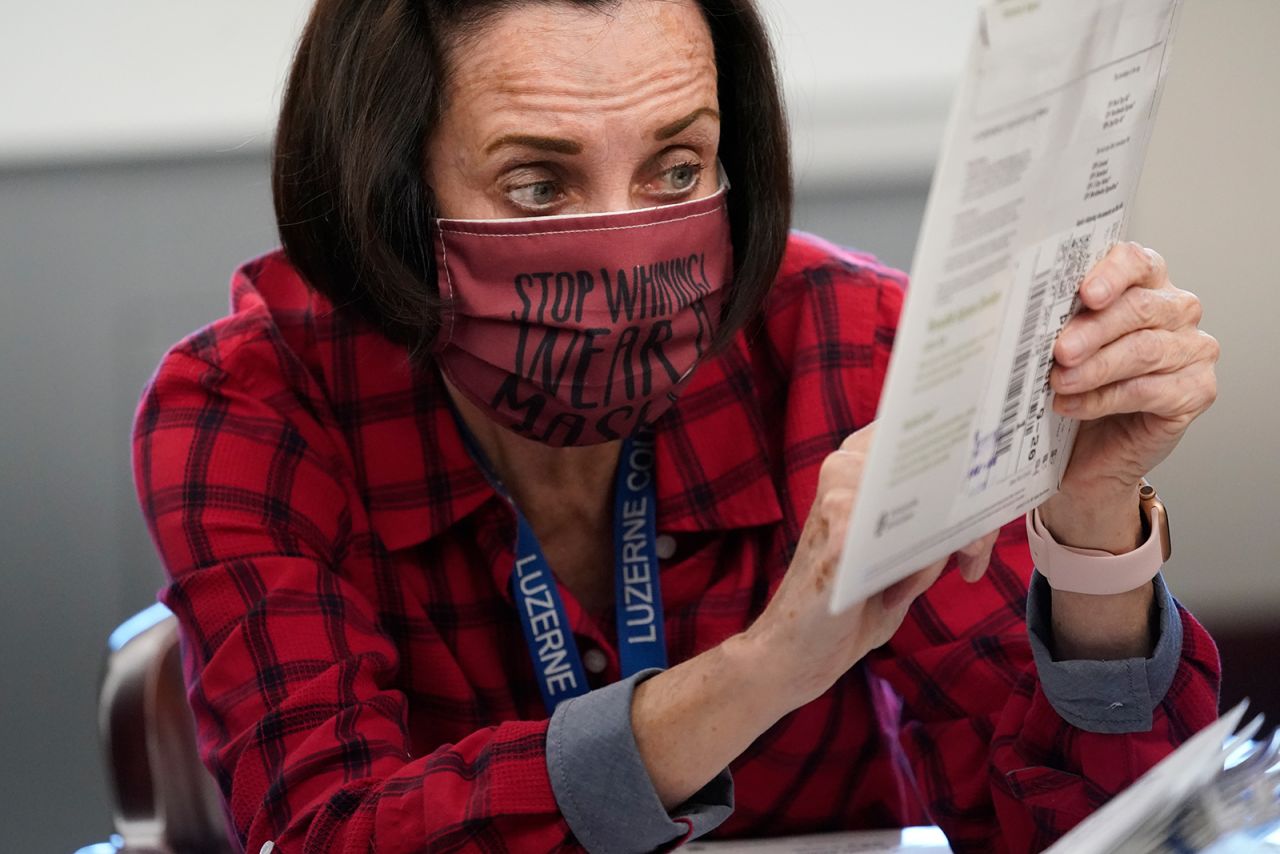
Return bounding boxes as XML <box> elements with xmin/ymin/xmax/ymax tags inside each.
<box><xmin>132</xmin><ymin>343</ymin><xmax>575</xmax><ymax>854</ymax></box>
<box><xmin>865</xmin><ymin>519</ymin><xmax>1221</xmax><ymax>854</ymax></box>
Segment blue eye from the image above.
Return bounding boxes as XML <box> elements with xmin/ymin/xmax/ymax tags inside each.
<box><xmin>509</xmin><ymin>181</ymin><xmax>562</xmax><ymax>210</ymax></box>
<box><xmin>652</xmin><ymin>162</ymin><xmax>704</xmax><ymax>197</ymax></box>
<box><xmin>666</xmin><ymin>163</ymin><xmax>701</xmax><ymax>191</ymax></box>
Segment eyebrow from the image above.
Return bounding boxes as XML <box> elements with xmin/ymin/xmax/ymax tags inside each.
<box><xmin>482</xmin><ymin>107</ymin><xmax>720</xmax><ymax>156</ymax></box>
<box><xmin>484</xmin><ymin>134</ymin><xmax>584</xmax><ymax>156</ymax></box>
<box><xmin>654</xmin><ymin>107</ymin><xmax>720</xmax><ymax>141</ymax></box>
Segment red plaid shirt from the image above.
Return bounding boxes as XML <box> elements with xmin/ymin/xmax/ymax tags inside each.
<box><xmin>133</xmin><ymin>233</ymin><xmax>1220</xmax><ymax>853</ymax></box>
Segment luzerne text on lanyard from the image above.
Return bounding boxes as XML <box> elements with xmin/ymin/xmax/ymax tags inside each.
<box><xmin>511</xmin><ymin>430</ymin><xmax>668</xmax><ymax>713</ymax></box>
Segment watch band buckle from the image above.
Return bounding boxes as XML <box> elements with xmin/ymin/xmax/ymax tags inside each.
<box><xmin>1139</xmin><ymin>479</ymin><xmax>1172</xmax><ymax>562</ymax></box>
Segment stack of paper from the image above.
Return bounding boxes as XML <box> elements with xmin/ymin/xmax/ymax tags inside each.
<box><xmin>690</xmin><ymin>703</ymin><xmax>1280</xmax><ymax>853</ymax></box>
<box><xmin>1047</xmin><ymin>700</ymin><xmax>1280</xmax><ymax>852</ymax></box>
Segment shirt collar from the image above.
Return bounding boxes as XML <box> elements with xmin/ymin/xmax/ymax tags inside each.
<box><xmin>362</xmin><ymin>342</ymin><xmax>781</xmax><ymax>552</ymax></box>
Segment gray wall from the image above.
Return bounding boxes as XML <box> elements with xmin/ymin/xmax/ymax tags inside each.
<box><xmin>1</xmin><ymin>1</ymin><xmax>1276</xmax><ymax>851</ymax></box>
<box><xmin>1126</xmin><ymin>0</ymin><xmax>1280</xmax><ymax>622</ymax></box>
<box><xmin>0</xmin><ymin>153</ymin><xmax>277</xmax><ymax>852</ymax></box>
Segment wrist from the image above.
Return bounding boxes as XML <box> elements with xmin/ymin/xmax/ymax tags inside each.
<box><xmin>631</xmin><ymin>635</ymin><xmax>793</xmax><ymax>809</ymax></box>
<box><xmin>1051</xmin><ymin>582</ymin><xmax>1157</xmax><ymax>660</ymax></box>
<box><xmin>722</xmin><ymin>631</ymin><xmax>804</xmax><ymax>723</ymax></box>
<box><xmin>1041</xmin><ymin>479</ymin><xmax>1143</xmax><ymax>554</ymax></box>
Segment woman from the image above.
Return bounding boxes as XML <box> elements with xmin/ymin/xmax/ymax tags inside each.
<box><xmin>132</xmin><ymin>1</ymin><xmax>1222</xmax><ymax>852</ymax></box>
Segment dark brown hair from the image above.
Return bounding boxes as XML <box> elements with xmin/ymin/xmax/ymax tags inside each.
<box><xmin>273</xmin><ymin>0</ymin><xmax>792</xmax><ymax>360</ymax></box>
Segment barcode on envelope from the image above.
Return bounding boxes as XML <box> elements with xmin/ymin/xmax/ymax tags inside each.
<box><xmin>994</xmin><ymin>271</ymin><xmax>1049</xmax><ymax>460</ymax></box>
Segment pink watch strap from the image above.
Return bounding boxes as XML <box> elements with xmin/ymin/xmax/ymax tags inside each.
<box><xmin>1025</xmin><ymin>506</ymin><xmax>1164</xmax><ymax>595</ymax></box>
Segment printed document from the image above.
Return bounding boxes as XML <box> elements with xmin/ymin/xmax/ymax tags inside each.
<box><xmin>833</xmin><ymin>0</ymin><xmax>1185</xmax><ymax>611</ymax></box>
<box><xmin>684</xmin><ymin>704</ymin><xmax>1258</xmax><ymax>853</ymax></box>
<box><xmin>1043</xmin><ymin>701</ymin><xmax>1251</xmax><ymax>853</ymax></box>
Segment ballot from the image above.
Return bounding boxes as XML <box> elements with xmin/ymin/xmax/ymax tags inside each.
<box><xmin>1044</xmin><ymin>700</ymin><xmax>1280</xmax><ymax>852</ymax></box>
<box><xmin>688</xmin><ymin>702</ymin><xmax>1280</xmax><ymax>852</ymax></box>
<box><xmin>832</xmin><ymin>0</ymin><xmax>1186</xmax><ymax>611</ymax></box>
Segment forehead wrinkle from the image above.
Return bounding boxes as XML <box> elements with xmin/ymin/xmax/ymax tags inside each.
<box><xmin>440</xmin><ymin>0</ymin><xmax>717</xmax><ymax>165</ymax></box>
<box><xmin>446</xmin><ymin>0</ymin><xmax>714</xmax><ymax>104</ymax></box>
<box><xmin>484</xmin><ymin>66</ymin><xmax>715</xmax><ymax>112</ymax></box>
<box><xmin>466</xmin><ymin>46</ymin><xmax>716</xmax><ymax>116</ymax></box>
<box><xmin>460</xmin><ymin>45</ymin><xmax>711</xmax><ymax>100</ymax></box>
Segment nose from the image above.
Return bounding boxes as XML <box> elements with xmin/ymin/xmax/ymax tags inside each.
<box><xmin>587</xmin><ymin>182</ymin><xmax>648</xmax><ymax>215</ymax></box>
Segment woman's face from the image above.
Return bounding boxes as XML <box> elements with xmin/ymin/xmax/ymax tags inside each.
<box><xmin>424</xmin><ymin>0</ymin><xmax>721</xmax><ymax>220</ymax></box>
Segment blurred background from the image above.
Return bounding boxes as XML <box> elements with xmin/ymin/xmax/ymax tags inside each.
<box><xmin>1</xmin><ymin>0</ymin><xmax>1276</xmax><ymax>850</ymax></box>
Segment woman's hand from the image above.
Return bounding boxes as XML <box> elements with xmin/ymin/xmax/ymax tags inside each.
<box><xmin>742</xmin><ymin>424</ymin><xmax>999</xmax><ymax>708</ymax></box>
<box><xmin>1042</xmin><ymin>242</ymin><xmax>1219</xmax><ymax>552</ymax></box>
<box><xmin>633</xmin><ymin>424</ymin><xmax>998</xmax><ymax>810</ymax></box>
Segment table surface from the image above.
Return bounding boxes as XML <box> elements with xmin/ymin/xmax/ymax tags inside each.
<box><xmin>685</xmin><ymin>827</ymin><xmax>952</xmax><ymax>853</ymax></box>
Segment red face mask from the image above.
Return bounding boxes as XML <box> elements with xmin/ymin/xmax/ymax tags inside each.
<box><xmin>433</xmin><ymin>185</ymin><xmax>732</xmax><ymax>446</ymax></box>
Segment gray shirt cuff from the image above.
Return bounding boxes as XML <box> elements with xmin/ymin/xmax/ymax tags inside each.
<box><xmin>1027</xmin><ymin>570</ymin><xmax>1182</xmax><ymax>734</ymax></box>
<box><xmin>547</xmin><ymin>669</ymin><xmax>734</xmax><ymax>853</ymax></box>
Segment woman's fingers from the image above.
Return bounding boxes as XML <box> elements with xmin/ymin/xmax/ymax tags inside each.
<box><xmin>1056</xmin><ymin>284</ymin><xmax>1202</xmax><ymax>369</ymax></box>
<box><xmin>819</xmin><ymin>422</ymin><xmax>876</xmax><ymax>497</ymax></box>
<box><xmin>1076</xmin><ymin>242</ymin><xmax>1168</xmax><ymax>312</ymax></box>
<box><xmin>957</xmin><ymin>530</ymin><xmax>999</xmax><ymax>583</ymax></box>
<box><xmin>878</xmin><ymin>528</ymin><xmax>1000</xmax><ymax>613</ymax></box>
<box><xmin>1054</xmin><ymin>359</ymin><xmax>1218</xmax><ymax>422</ymax></box>
<box><xmin>838</xmin><ymin>422</ymin><xmax>876</xmax><ymax>453</ymax></box>
<box><xmin>1052</xmin><ymin>327</ymin><xmax>1218</xmax><ymax>395</ymax></box>
<box><xmin>881</xmin><ymin>556</ymin><xmax>949</xmax><ymax>611</ymax></box>
<box><xmin>816</xmin><ymin>450</ymin><xmax>865</xmax><ymax>500</ymax></box>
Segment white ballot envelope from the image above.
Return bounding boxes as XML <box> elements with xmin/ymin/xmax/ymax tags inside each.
<box><xmin>832</xmin><ymin>0</ymin><xmax>1186</xmax><ymax>611</ymax></box>
<box><xmin>688</xmin><ymin>702</ymin><xmax>1280</xmax><ymax>850</ymax></box>
<box><xmin>1043</xmin><ymin>700</ymin><xmax>1253</xmax><ymax>853</ymax></box>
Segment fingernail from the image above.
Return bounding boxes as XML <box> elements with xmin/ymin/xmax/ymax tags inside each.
<box><xmin>1057</xmin><ymin>366</ymin><xmax>1080</xmax><ymax>389</ymax></box>
<box><xmin>1085</xmin><ymin>277</ymin><xmax>1111</xmax><ymax>302</ymax></box>
<box><xmin>1058</xmin><ymin>395</ymin><xmax>1081</xmax><ymax>413</ymax></box>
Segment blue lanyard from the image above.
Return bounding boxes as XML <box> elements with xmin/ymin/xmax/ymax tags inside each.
<box><xmin>500</xmin><ymin>433</ymin><xmax>668</xmax><ymax>713</ymax></box>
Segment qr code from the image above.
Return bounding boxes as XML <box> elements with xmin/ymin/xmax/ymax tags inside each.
<box><xmin>1052</xmin><ymin>234</ymin><xmax>1093</xmax><ymax>300</ymax></box>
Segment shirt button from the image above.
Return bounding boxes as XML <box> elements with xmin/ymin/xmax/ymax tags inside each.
<box><xmin>582</xmin><ymin>648</ymin><xmax>609</xmax><ymax>674</ymax></box>
<box><xmin>655</xmin><ymin>534</ymin><xmax>677</xmax><ymax>560</ymax></box>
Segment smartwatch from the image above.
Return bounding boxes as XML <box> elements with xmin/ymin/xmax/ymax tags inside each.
<box><xmin>1026</xmin><ymin>480</ymin><xmax>1171</xmax><ymax>595</ymax></box>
